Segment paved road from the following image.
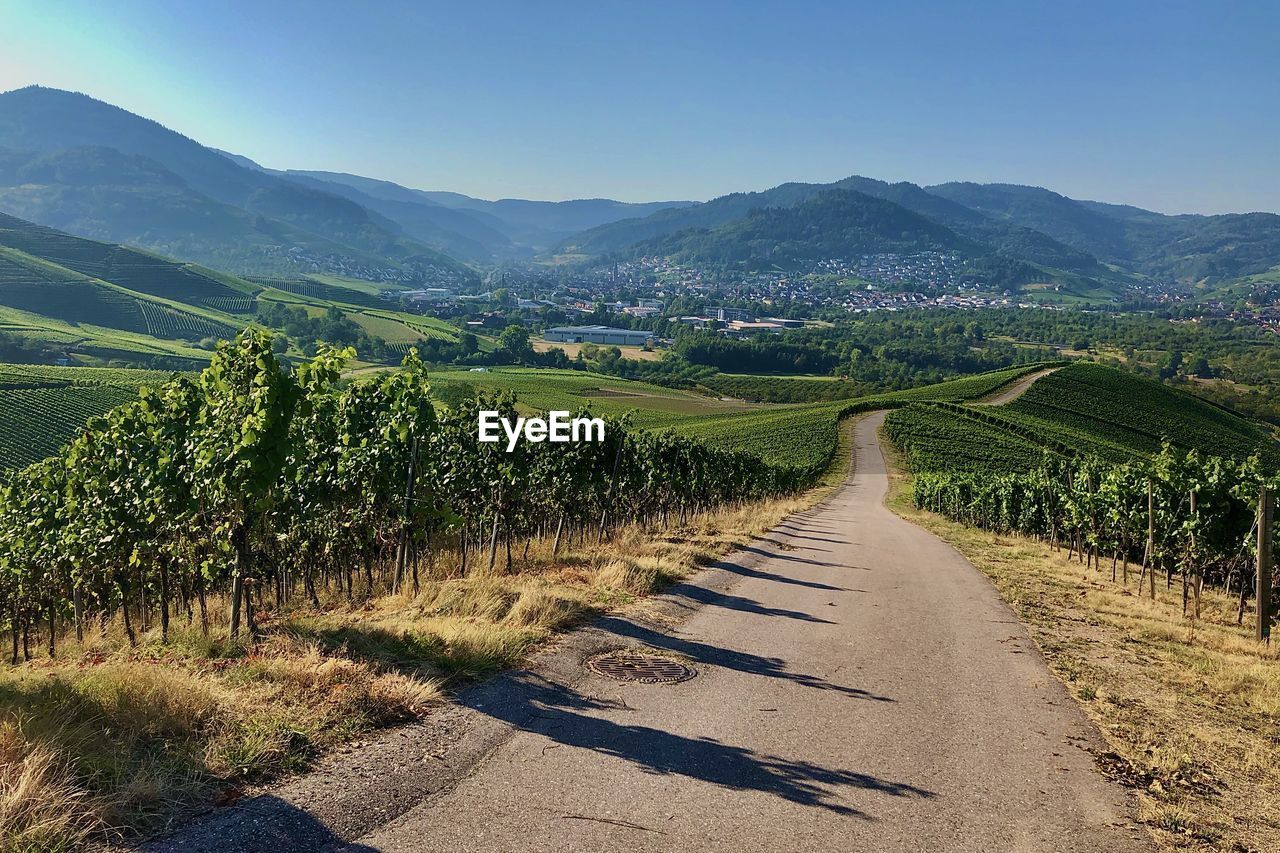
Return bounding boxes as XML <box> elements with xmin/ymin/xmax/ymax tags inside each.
<box><xmin>346</xmin><ymin>413</ymin><xmax>1153</xmax><ymax>853</ymax></box>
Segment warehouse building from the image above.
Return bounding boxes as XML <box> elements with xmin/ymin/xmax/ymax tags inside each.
<box><xmin>544</xmin><ymin>325</ymin><xmax>655</xmax><ymax>346</ymax></box>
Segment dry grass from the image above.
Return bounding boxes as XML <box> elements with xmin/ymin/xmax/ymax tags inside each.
<box><xmin>0</xmin><ymin>631</ymin><xmax>442</xmax><ymax>848</ymax></box>
<box><xmin>882</xmin><ymin>435</ymin><xmax>1280</xmax><ymax>852</ymax></box>
<box><xmin>0</xmin><ymin>418</ymin><xmax>858</xmax><ymax>850</ymax></box>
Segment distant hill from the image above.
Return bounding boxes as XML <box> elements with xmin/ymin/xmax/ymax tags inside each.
<box><xmin>632</xmin><ymin>189</ymin><xmax>979</xmax><ymax>270</ymax></box>
<box><xmin>0</xmin><ymin>211</ymin><xmax>464</xmax><ymax>369</ymax></box>
<box><xmin>0</xmin><ymin>86</ymin><xmax>476</xmax><ymax>282</ymax></box>
<box><xmin>563</xmin><ymin>179</ymin><xmax>1125</xmax><ymax>294</ymax></box>
<box><xmin>279</xmin><ymin>170</ymin><xmax>521</xmax><ymax>264</ymax></box>
<box><xmin>927</xmin><ymin>182</ymin><xmax>1280</xmax><ymax>284</ymax></box>
<box><xmin>560</xmin><ymin>173</ymin><xmax>1280</xmax><ymax>291</ymax></box>
<box><xmin>559</xmin><ymin>180</ymin><xmax>838</xmax><ymax>255</ymax></box>
<box><xmin>294</xmin><ymin>169</ymin><xmax>696</xmax><ymax>249</ymax></box>
<box><xmin>835</xmin><ymin>176</ymin><xmax>1103</xmax><ymax>274</ymax></box>
<box><xmin>560</xmin><ymin>175</ymin><xmax>1102</xmax><ymax>277</ymax></box>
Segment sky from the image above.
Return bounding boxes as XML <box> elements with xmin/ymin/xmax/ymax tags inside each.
<box><xmin>1</xmin><ymin>0</ymin><xmax>1277</xmax><ymax>213</ymax></box>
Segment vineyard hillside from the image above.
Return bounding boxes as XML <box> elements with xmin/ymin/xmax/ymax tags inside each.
<box><xmin>0</xmin><ymin>361</ymin><xmax>1049</xmax><ymax>477</ymax></box>
<box><xmin>0</xmin><ymin>213</ymin><xmax>468</xmax><ymax>365</ymax></box>
<box><xmin>0</xmin><ymin>363</ymin><xmax>176</xmax><ymax>469</ymax></box>
<box><xmin>885</xmin><ymin>362</ymin><xmax>1280</xmax><ymax>474</ymax></box>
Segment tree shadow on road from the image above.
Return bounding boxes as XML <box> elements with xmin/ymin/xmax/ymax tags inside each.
<box><xmin>662</xmin><ymin>579</ymin><xmax>838</xmax><ymax>624</ymax></box>
<box><xmin>466</xmin><ymin>671</ymin><xmax>932</xmax><ymax>820</ymax></box>
<box><xmin>736</xmin><ymin>544</ymin><xmax>847</xmax><ymax>568</ymax></box>
<box><xmin>594</xmin><ymin>615</ymin><xmax>894</xmax><ymax>702</ymax></box>
<box><xmin>142</xmin><ymin>794</ymin><xmax>382</xmax><ymax>853</ymax></box>
<box><xmin>710</xmin><ymin>555</ymin><xmax>849</xmax><ymax>591</ymax></box>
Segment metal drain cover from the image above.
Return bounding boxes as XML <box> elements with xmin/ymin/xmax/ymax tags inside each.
<box><xmin>586</xmin><ymin>650</ymin><xmax>696</xmax><ymax>684</ymax></box>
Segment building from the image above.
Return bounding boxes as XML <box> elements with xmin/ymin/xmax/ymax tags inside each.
<box><xmin>544</xmin><ymin>325</ymin><xmax>655</xmax><ymax>347</ymax></box>
<box><xmin>715</xmin><ymin>307</ymin><xmax>754</xmax><ymax>323</ymax></box>
<box><xmin>763</xmin><ymin>317</ymin><xmax>805</xmax><ymax>329</ymax></box>
<box><xmin>727</xmin><ymin>320</ymin><xmax>787</xmax><ymax>334</ymax></box>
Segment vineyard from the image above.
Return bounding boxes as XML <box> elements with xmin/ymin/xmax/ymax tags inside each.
<box><xmin>673</xmin><ymin>363</ymin><xmax>1057</xmax><ymax>473</ymax></box>
<box><xmin>884</xmin><ymin>362</ymin><xmax>1280</xmax><ymax>632</ymax></box>
<box><xmin>0</xmin><ymin>332</ymin><xmax>819</xmax><ymax>671</ymax></box>
<box><xmin>199</xmin><ymin>295</ymin><xmax>258</xmax><ymax>314</ymax></box>
<box><xmin>259</xmin><ymin>277</ymin><xmax>386</xmax><ymax>309</ymax></box>
<box><xmin>0</xmin><ymin>213</ymin><xmax>254</xmax><ymax>306</ymax></box>
<box><xmin>137</xmin><ymin>301</ymin><xmax>238</xmax><ymax>341</ymax></box>
<box><xmin>0</xmin><ymin>257</ymin><xmax>150</xmax><ymax>334</ymax></box>
<box><xmin>0</xmin><ymin>364</ymin><xmax>176</xmax><ymax>470</ymax></box>
<box><xmin>0</xmin><ymin>352</ymin><xmax>1071</xmax><ymax>658</ymax></box>
<box><xmin>885</xmin><ymin>363</ymin><xmax>1280</xmax><ymax>474</ymax></box>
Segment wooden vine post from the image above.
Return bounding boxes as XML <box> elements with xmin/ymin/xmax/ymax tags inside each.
<box><xmin>1142</xmin><ymin>478</ymin><xmax>1155</xmax><ymax>599</ymax></box>
<box><xmin>1258</xmin><ymin>486</ymin><xmax>1272</xmax><ymax>644</ymax></box>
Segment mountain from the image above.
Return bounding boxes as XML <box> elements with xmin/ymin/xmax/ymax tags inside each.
<box><xmin>927</xmin><ymin>182</ymin><xmax>1280</xmax><ymax>284</ymax></box>
<box><xmin>632</xmin><ymin>189</ymin><xmax>980</xmax><ymax>270</ymax></box>
<box><xmin>295</xmin><ymin>169</ymin><xmax>696</xmax><ymax>249</ymax></box>
<box><xmin>559</xmin><ymin>180</ymin><xmax>844</xmax><ymax>255</ymax></box>
<box><xmin>0</xmin><ymin>87</ymin><xmax>475</xmax><ymax>282</ymax></box>
<box><xmin>564</xmin><ymin>172</ymin><xmax>1280</xmax><ymax>289</ymax></box>
<box><xmin>834</xmin><ymin>177</ymin><xmax>1103</xmax><ymax>274</ymax></box>
<box><xmin>563</xmin><ymin>175</ymin><xmax>1101</xmax><ymax>273</ymax></box>
<box><xmin>279</xmin><ymin>170</ymin><xmax>520</xmax><ymax>263</ymax></box>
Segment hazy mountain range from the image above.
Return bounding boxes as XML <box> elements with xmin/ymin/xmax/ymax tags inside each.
<box><xmin>1</xmin><ymin>85</ymin><xmax>1278</xmax><ymax>294</ymax></box>
<box><xmin>0</xmin><ymin>86</ymin><xmax>692</xmax><ymax>276</ymax></box>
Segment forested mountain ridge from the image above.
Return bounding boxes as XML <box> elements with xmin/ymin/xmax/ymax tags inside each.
<box><xmin>631</xmin><ymin>189</ymin><xmax>980</xmax><ymax>270</ymax></box>
<box><xmin>561</xmin><ymin>172</ymin><xmax>1280</xmax><ymax>289</ymax></box>
<box><xmin>290</xmin><ymin>168</ymin><xmax>697</xmax><ymax>249</ymax></box>
<box><xmin>928</xmin><ymin>181</ymin><xmax>1280</xmax><ymax>284</ymax></box>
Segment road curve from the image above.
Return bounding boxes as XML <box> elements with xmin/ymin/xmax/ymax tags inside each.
<box><xmin>974</xmin><ymin>366</ymin><xmax>1061</xmax><ymax>406</ymax></box>
<box><xmin>343</xmin><ymin>413</ymin><xmax>1153</xmax><ymax>853</ymax></box>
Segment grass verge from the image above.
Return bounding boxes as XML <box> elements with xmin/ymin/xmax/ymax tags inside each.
<box><xmin>881</xmin><ymin>429</ymin><xmax>1280</xmax><ymax>852</ymax></box>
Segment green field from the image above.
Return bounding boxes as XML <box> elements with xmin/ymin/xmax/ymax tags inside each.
<box><xmin>429</xmin><ymin>363</ymin><xmax>1050</xmax><ymax>478</ymax></box>
<box><xmin>427</xmin><ymin>367</ymin><xmax>761</xmax><ymax>426</ymax></box>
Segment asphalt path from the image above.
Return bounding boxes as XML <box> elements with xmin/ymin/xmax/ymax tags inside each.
<box><xmin>340</xmin><ymin>412</ymin><xmax>1155</xmax><ymax>852</ymax></box>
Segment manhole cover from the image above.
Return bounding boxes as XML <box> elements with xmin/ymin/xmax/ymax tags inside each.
<box><xmin>586</xmin><ymin>650</ymin><xmax>696</xmax><ymax>684</ymax></box>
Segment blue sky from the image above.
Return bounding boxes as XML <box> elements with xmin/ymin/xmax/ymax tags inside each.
<box><xmin>1</xmin><ymin>0</ymin><xmax>1276</xmax><ymax>213</ymax></box>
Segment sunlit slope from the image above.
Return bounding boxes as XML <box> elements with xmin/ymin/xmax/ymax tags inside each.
<box><xmin>885</xmin><ymin>362</ymin><xmax>1279</xmax><ymax>474</ymax></box>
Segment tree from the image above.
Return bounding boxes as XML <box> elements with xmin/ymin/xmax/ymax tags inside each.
<box><xmin>497</xmin><ymin>324</ymin><xmax>532</xmax><ymax>363</ymax></box>
<box><xmin>1188</xmin><ymin>352</ymin><xmax>1213</xmax><ymax>379</ymax></box>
